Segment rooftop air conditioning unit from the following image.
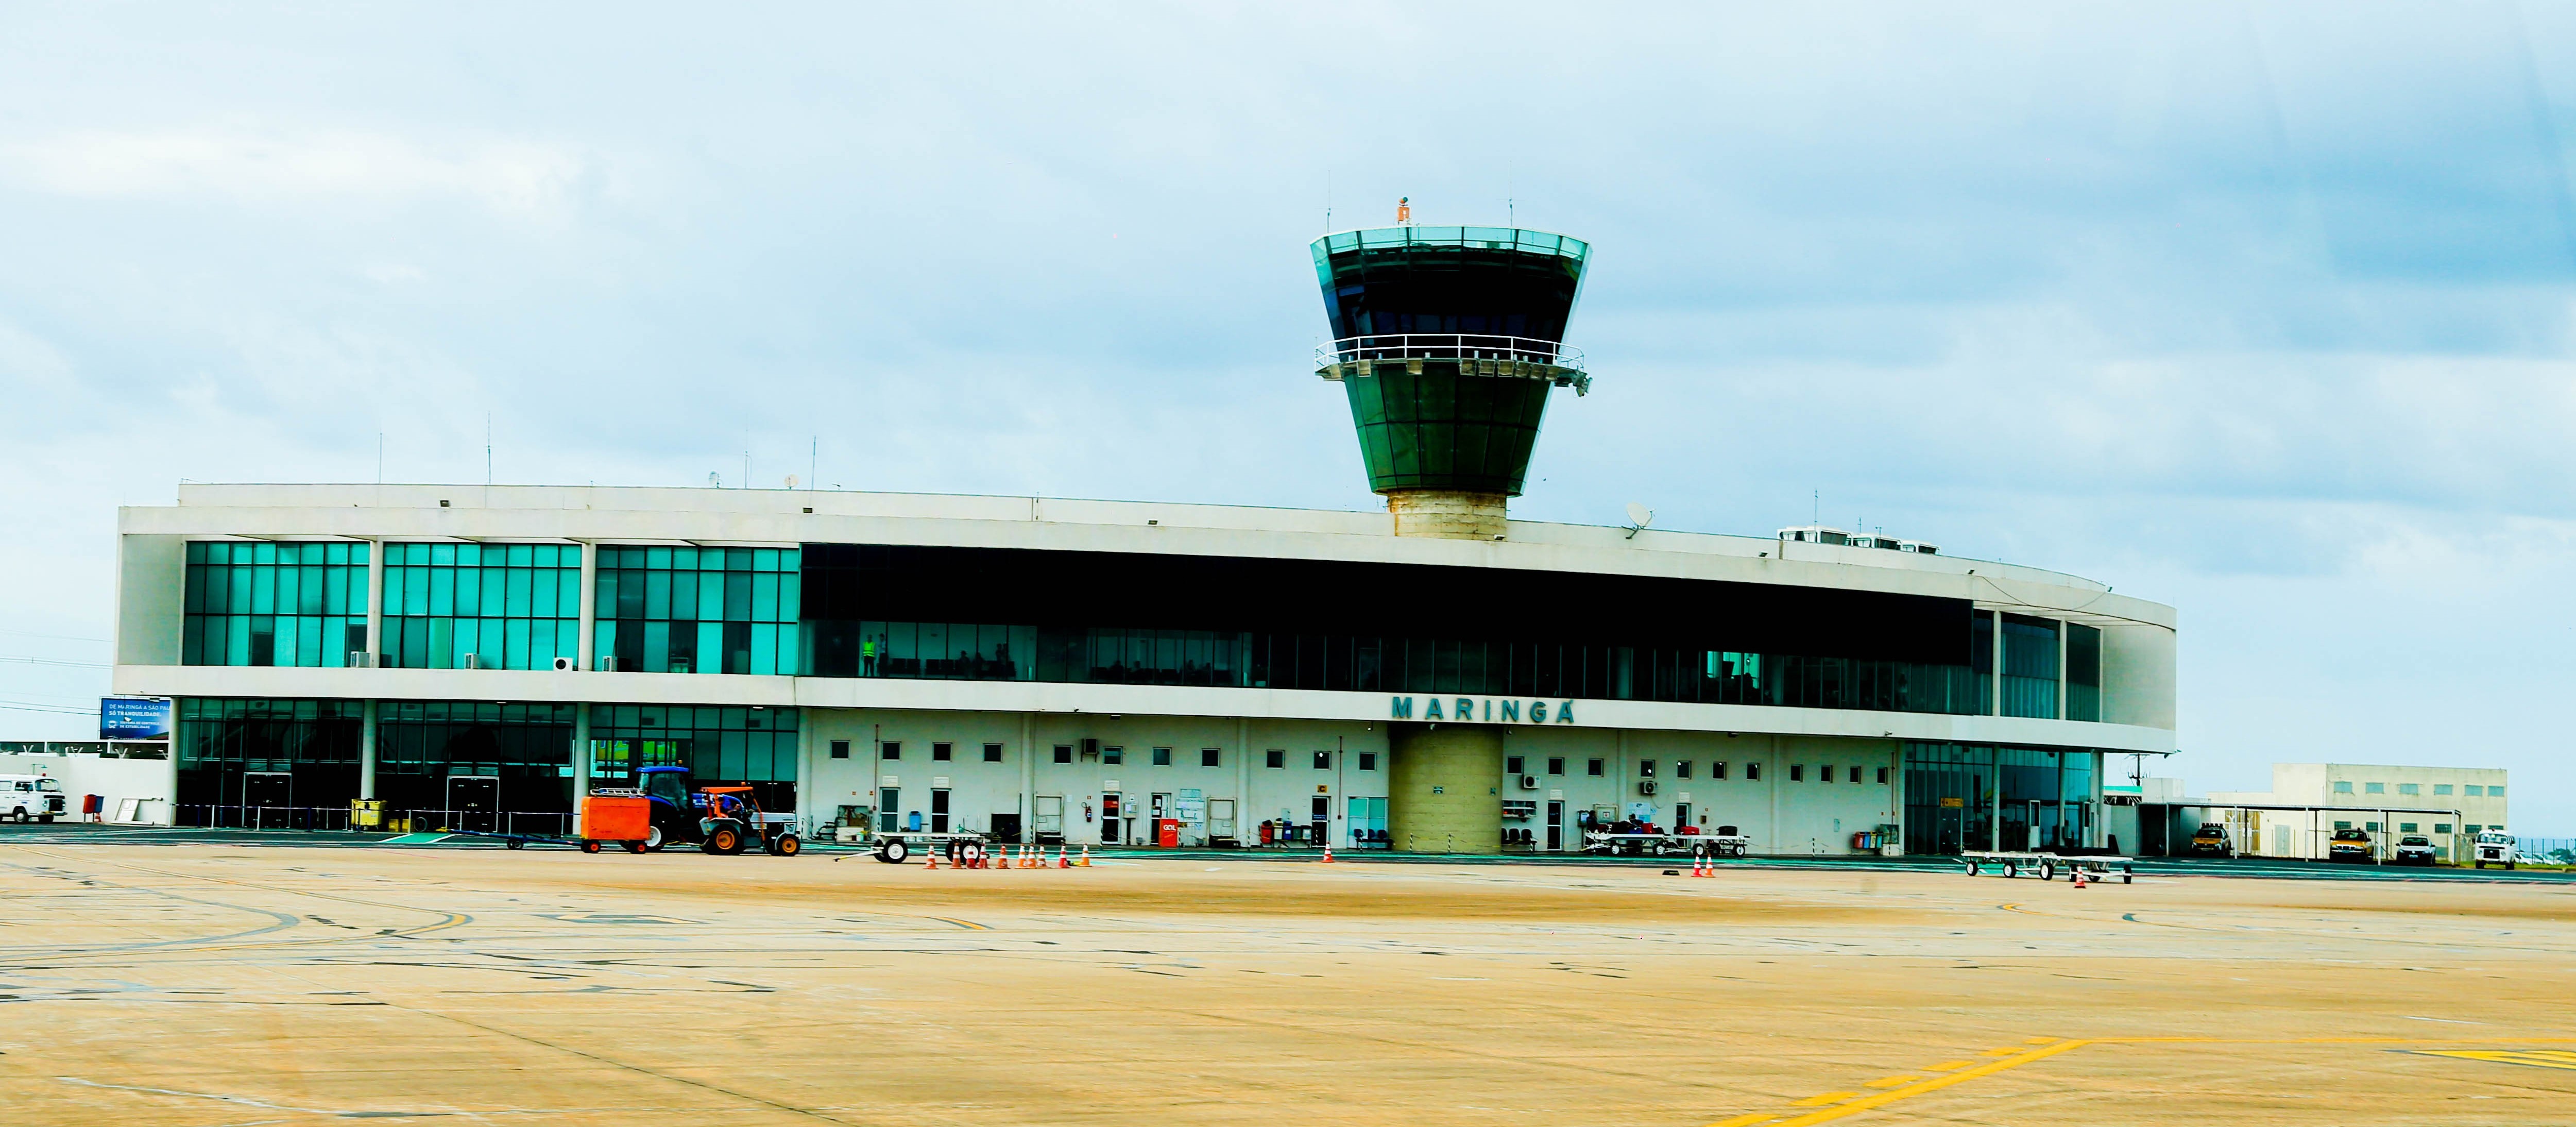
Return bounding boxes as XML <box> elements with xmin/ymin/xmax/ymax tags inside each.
<box><xmin>1518</xmin><ymin>774</ymin><xmax>1539</xmax><ymax>790</ymax></box>
<box><xmin>1637</xmin><ymin>779</ymin><xmax>1659</xmax><ymax>796</ymax></box>
<box><xmin>552</xmin><ymin>656</ymin><xmax>575</xmax><ymax>672</ymax></box>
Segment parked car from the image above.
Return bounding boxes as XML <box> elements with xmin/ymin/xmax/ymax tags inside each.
<box><xmin>2473</xmin><ymin>831</ymin><xmax>2516</xmax><ymax>870</ymax></box>
<box><xmin>2393</xmin><ymin>834</ymin><xmax>2437</xmax><ymax>866</ymax></box>
<box><xmin>2189</xmin><ymin>823</ymin><xmax>2233</xmax><ymax>857</ymax></box>
<box><xmin>2328</xmin><ymin>828</ymin><xmax>2376</xmax><ymax>864</ymax></box>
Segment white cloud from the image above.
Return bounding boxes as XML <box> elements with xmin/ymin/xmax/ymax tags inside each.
<box><xmin>3</xmin><ymin>125</ymin><xmax>584</xmax><ymax>216</ymax></box>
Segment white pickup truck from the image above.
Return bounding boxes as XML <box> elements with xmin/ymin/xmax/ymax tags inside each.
<box><xmin>1</xmin><ymin>775</ymin><xmax>67</xmax><ymax>822</ymax></box>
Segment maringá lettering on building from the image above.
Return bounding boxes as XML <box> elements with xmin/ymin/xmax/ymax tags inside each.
<box><xmin>1388</xmin><ymin>696</ymin><xmax>1578</xmax><ymax>724</ymax></box>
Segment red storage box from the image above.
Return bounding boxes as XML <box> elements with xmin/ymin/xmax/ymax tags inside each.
<box><xmin>582</xmin><ymin>795</ymin><xmax>650</xmax><ymax>842</ymax></box>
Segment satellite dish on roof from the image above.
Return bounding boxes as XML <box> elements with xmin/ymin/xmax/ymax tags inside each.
<box><xmin>1623</xmin><ymin>503</ymin><xmax>1653</xmax><ymax>539</ymax></box>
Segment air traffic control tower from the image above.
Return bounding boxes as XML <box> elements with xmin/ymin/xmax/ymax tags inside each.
<box><xmin>1311</xmin><ymin>222</ymin><xmax>1594</xmax><ymax>851</ymax></box>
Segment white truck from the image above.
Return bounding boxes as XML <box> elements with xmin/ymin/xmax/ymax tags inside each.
<box><xmin>1</xmin><ymin>775</ymin><xmax>67</xmax><ymax>822</ymax></box>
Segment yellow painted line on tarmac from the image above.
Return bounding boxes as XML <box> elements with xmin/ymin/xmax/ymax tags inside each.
<box><xmin>1862</xmin><ymin>1075</ymin><xmax>1918</xmax><ymax>1088</ymax></box>
<box><xmin>1761</xmin><ymin>1040</ymin><xmax>2092</xmax><ymax>1127</ymax></box>
<box><xmin>1707</xmin><ymin>1115</ymin><xmax>1774</xmax><ymax>1127</ymax></box>
<box><xmin>2409</xmin><ymin>1049</ymin><xmax>2576</xmax><ymax>1071</ymax></box>
<box><xmin>1919</xmin><ymin>1059</ymin><xmax>1973</xmax><ymax>1072</ymax></box>
<box><xmin>923</xmin><ymin>916</ymin><xmax>992</xmax><ymax>931</ymax></box>
<box><xmin>1788</xmin><ymin>1091</ymin><xmax>1857</xmax><ymax>1107</ymax></box>
<box><xmin>1980</xmin><ymin>1046</ymin><xmax>2024</xmax><ymax>1056</ymax></box>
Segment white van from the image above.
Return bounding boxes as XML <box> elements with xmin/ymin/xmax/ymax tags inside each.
<box><xmin>2472</xmin><ymin>830</ymin><xmax>2516</xmax><ymax>870</ymax></box>
<box><xmin>1</xmin><ymin>775</ymin><xmax>67</xmax><ymax>822</ymax></box>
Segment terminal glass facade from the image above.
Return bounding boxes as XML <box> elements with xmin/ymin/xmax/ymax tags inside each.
<box><xmin>175</xmin><ymin>698</ymin><xmax>364</xmax><ymax>812</ymax></box>
<box><xmin>2065</xmin><ymin>623</ymin><xmax>2102</xmax><ymax>722</ymax></box>
<box><xmin>2000</xmin><ymin>614</ymin><xmax>2060</xmax><ymax>719</ymax></box>
<box><xmin>1902</xmin><ymin>743</ymin><xmax>2099</xmax><ymax>855</ymax></box>
<box><xmin>182</xmin><ymin>541</ymin><xmax>369</xmax><ymax>667</ymax></box>
<box><xmin>588</xmin><ymin>704</ymin><xmax>800</xmax><ymax>809</ymax></box>
<box><xmin>381</xmin><ymin>543</ymin><xmax>581</xmax><ymax>670</ymax></box>
<box><xmin>595</xmin><ymin>547</ymin><xmax>800</xmax><ymax>675</ymax></box>
<box><xmin>802</xmin><ymin>545</ymin><xmax>1986</xmax><ymax>713</ymax></box>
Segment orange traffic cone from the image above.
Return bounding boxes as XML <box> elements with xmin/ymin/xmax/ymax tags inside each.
<box><xmin>1078</xmin><ymin>845</ymin><xmax>1091</xmax><ymax>867</ymax></box>
<box><xmin>2072</xmin><ymin>868</ymin><xmax>2089</xmax><ymax>888</ymax></box>
<box><xmin>1056</xmin><ymin>846</ymin><xmax>1069</xmax><ymax>868</ymax></box>
<box><xmin>924</xmin><ymin>849</ymin><xmax>939</xmax><ymax>870</ymax></box>
<box><xmin>1320</xmin><ymin>841</ymin><xmax>1335</xmax><ymax>863</ymax></box>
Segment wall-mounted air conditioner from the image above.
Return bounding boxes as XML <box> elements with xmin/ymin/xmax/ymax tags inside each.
<box><xmin>596</xmin><ymin>655</ymin><xmax>620</xmax><ymax>671</ymax></box>
<box><xmin>461</xmin><ymin>653</ymin><xmax>485</xmax><ymax>670</ymax></box>
<box><xmin>1637</xmin><ymin>779</ymin><xmax>1658</xmax><ymax>796</ymax></box>
<box><xmin>552</xmin><ymin>656</ymin><xmax>575</xmax><ymax>672</ymax></box>
<box><xmin>346</xmin><ymin>651</ymin><xmax>378</xmax><ymax>668</ymax></box>
<box><xmin>1519</xmin><ymin>775</ymin><xmax>1539</xmax><ymax>790</ymax></box>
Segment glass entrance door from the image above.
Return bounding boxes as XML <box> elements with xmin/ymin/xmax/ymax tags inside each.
<box><xmin>1546</xmin><ymin>800</ymin><xmax>1564</xmax><ymax>850</ymax></box>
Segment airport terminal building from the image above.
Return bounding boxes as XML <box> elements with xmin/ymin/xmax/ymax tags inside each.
<box><xmin>107</xmin><ymin>223</ymin><xmax>2178</xmax><ymax>855</ymax></box>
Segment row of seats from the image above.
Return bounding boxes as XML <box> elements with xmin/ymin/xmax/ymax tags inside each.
<box><xmin>1351</xmin><ymin>829</ymin><xmax>1389</xmax><ymax>845</ymax></box>
<box><xmin>1501</xmin><ymin>828</ymin><xmax>1539</xmax><ymax>846</ymax></box>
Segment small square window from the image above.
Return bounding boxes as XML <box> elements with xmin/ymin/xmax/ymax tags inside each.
<box><xmin>1639</xmin><ymin>760</ymin><xmax>1657</xmax><ymax>777</ymax></box>
<box><xmin>2333</xmin><ymin>820</ymin><xmax>2351</xmax><ymax>830</ymax></box>
<box><xmin>1746</xmin><ymin>762</ymin><xmax>1761</xmax><ymax>781</ymax></box>
<box><xmin>1875</xmin><ymin>766</ymin><xmax>1889</xmax><ymax>784</ymax></box>
<box><xmin>2332</xmin><ymin>781</ymin><xmax>2353</xmax><ymax>794</ymax></box>
<box><xmin>2399</xmin><ymin>822</ymin><xmax>2418</xmax><ymax>833</ymax></box>
<box><xmin>2467</xmin><ymin>823</ymin><xmax>2483</xmax><ymax>833</ymax></box>
<box><xmin>1266</xmin><ymin>749</ymin><xmax>1285</xmax><ymax>769</ymax></box>
<box><xmin>1586</xmin><ymin>758</ymin><xmax>1605</xmax><ymax>777</ymax></box>
<box><xmin>1790</xmin><ymin>765</ymin><xmax>1805</xmax><ymax>782</ymax></box>
<box><xmin>2364</xmin><ymin>781</ymin><xmax>2384</xmax><ymax>794</ymax></box>
<box><xmin>1053</xmin><ymin>744</ymin><xmax>1073</xmax><ymax>764</ymax></box>
<box><xmin>881</xmin><ymin>741</ymin><xmax>901</xmax><ymax>761</ymax></box>
<box><xmin>2365</xmin><ymin>821</ymin><xmax>2380</xmax><ymax>832</ymax></box>
<box><xmin>1358</xmin><ymin>752</ymin><xmax>1377</xmax><ymax>771</ymax></box>
<box><xmin>1313</xmin><ymin>751</ymin><xmax>1331</xmax><ymax>769</ymax></box>
<box><xmin>2464</xmin><ymin>785</ymin><xmax>2483</xmax><ymax>797</ymax></box>
<box><xmin>2488</xmin><ymin>786</ymin><xmax>2503</xmax><ymax>798</ymax></box>
<box><xmin>2434</xmin><ymin>784</ymin><xmax>2453</xmax><ymax>795</ymax></box>
<box><xmin>1848</xmin><ymin>766</ymin><xmax>1862</xmax><ymax>784</ymax></box>
<box><xmin>1713</xmin><ymin>761</ymin><xmax>1728</xmax><ymax>780</ymax></box>
<box><xmin>1506</xmin><ymin>755</ymin><xmax>1525</xmax><ymax>775</ymax></box>
<box><xmin>982</xmin><ymin>743</ymin><xmax>1003</xmax><ymax>763</ymax></box>
<box><xmin>1102</xmin><ymin>746</ymin><xmax>1123</xmax><ymax>765</ymax></box>
<box><xmin>1151</xmin><ymin>747</ymin><xmax>1173</xmax><ymax>766</ymax></box>
<box><xmin>2398</xmin><ymin>783</ymin><xmax>2420</xmax><ymax>796</ymax></box>
<box><xmin>1200</xmin><ymin>748</ymin><xmax>1221</xmax><ymax>768</ymax></box>
<box><xmin>2435</xmin><ymin>823</ymin><xmax>2453</xmax><ymax>834</ymax></box>
<box><xmin>1676</xmin><ymin>761</ymin><xmax>1693</xmax><ymax>779</ymax></box>
<box><xmin>932</xmin><ymin>742</ymin><xmax>953</xmax><ymax>762</ymax></box>
<box><xmin>829</xmin><ymin>739</ymin><xmax>850</xmax><ymax>760</ymax></box>
<box><xmin>1546</xmin><ymin>757</ymin><xmax>1565</xmax><ymax>776</ymax></box>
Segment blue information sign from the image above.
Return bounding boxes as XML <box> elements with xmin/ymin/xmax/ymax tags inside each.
<box><xmin>99</xmin><ymin>697</ymin><xmax>173</xmax><ymax>741</ymax></box>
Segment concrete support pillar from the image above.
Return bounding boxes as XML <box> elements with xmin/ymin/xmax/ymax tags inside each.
<box><xmin>576</xmin><ymin>542</ymin><xmax>599</xmax><ymax>670</ymax></box>
<box><xmin>1990</xmin><ymin>610</ymin><xmax>2004</xmax><ymax>717</ymax></box>
<box><xmin>1019</xmin><ymin>713</ymin><xmax>1035</xmax><ymax>843</ymax></box>
<box><xmin>570</xmin><ymin>702</ymin><xmax>590</xmax><ymax>834</ymax></box>
<box><xmin>359</xmin><ymin>699</ymin><xmax>379</xmax><ymax>801</ymax></box>
<box><xmin>1387</xmin><ymin>722</ymin><xmax>1503</xmax><ymax>854</ymax></box>
<box><xmin>1236</xmin><ymin>718</ymin><xmax>1251</xmax><ymax>839</ymax></box>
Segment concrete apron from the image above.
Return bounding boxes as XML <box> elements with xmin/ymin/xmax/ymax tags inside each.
<box><xmin>1387</xmin><ymin>722</ymin><xmax>1504</xmax><ymax>854</ymax></box>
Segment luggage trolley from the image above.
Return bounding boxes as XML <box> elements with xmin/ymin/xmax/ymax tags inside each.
<box><xmin>1960</xmin><ymin>850</ymin><xmax>2134</xmax><ymax>884</ymax></box>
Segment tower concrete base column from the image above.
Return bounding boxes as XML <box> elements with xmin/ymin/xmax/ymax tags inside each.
<box><xmin>1387</xmin><ymin>722</ymin><xmax>1503</xmax><ymax>854</ymax></box>
<box><xmin>1386</xmin><ymin>490</ymin><xmax>1508</xmax><ymax>539</ymax></box>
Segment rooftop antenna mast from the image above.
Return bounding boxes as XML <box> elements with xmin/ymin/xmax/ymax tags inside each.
<box><xmin>485</xmin><ymin>414</ymin><xmax>493</xmax><ymax>486</ymax></box>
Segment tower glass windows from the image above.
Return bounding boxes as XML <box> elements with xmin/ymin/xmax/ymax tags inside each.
<box><xmin>2000</xmin><ymin>614</ymin><xmax>2059</xmax><ymax>719</ymax></box>
<box><xmin>182</xmin><ymin>541</ymin><xmax>369</xmax><ymax>667</ymax></box>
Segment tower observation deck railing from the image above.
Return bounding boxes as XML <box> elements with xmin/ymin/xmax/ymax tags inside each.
<box><xmin>1314</xmin><ymin>333</ymin><xmax>1590</xmax><ymax>395</ymax></box>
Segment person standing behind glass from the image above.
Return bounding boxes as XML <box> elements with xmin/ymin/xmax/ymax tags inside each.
<box><xmin>862</xmin><ymin>635</ymin><xmax>878</xmax><ymax>677</ymax></box>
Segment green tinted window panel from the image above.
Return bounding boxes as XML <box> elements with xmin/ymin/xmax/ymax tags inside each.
<box><xmin>1343</xmin><ymin>366</ymin><xmax>1552</xmax><ymax>494</ymax></box>
<box><xmin>181</xmin><ymin>541</ymin><xmax>370</xmax><ymax>667</ymax></box>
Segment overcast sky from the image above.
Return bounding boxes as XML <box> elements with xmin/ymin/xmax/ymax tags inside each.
<box><xmin>5</xmin><ymin>4</ymin><xmax>2573</xmax><ymax>831</ymax></box>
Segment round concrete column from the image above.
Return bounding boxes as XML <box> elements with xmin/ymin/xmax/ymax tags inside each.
<box><xmin>1387</xmin><ymin>723</ymin><xmax>1503</xmax><ymax>854</ymax></box>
